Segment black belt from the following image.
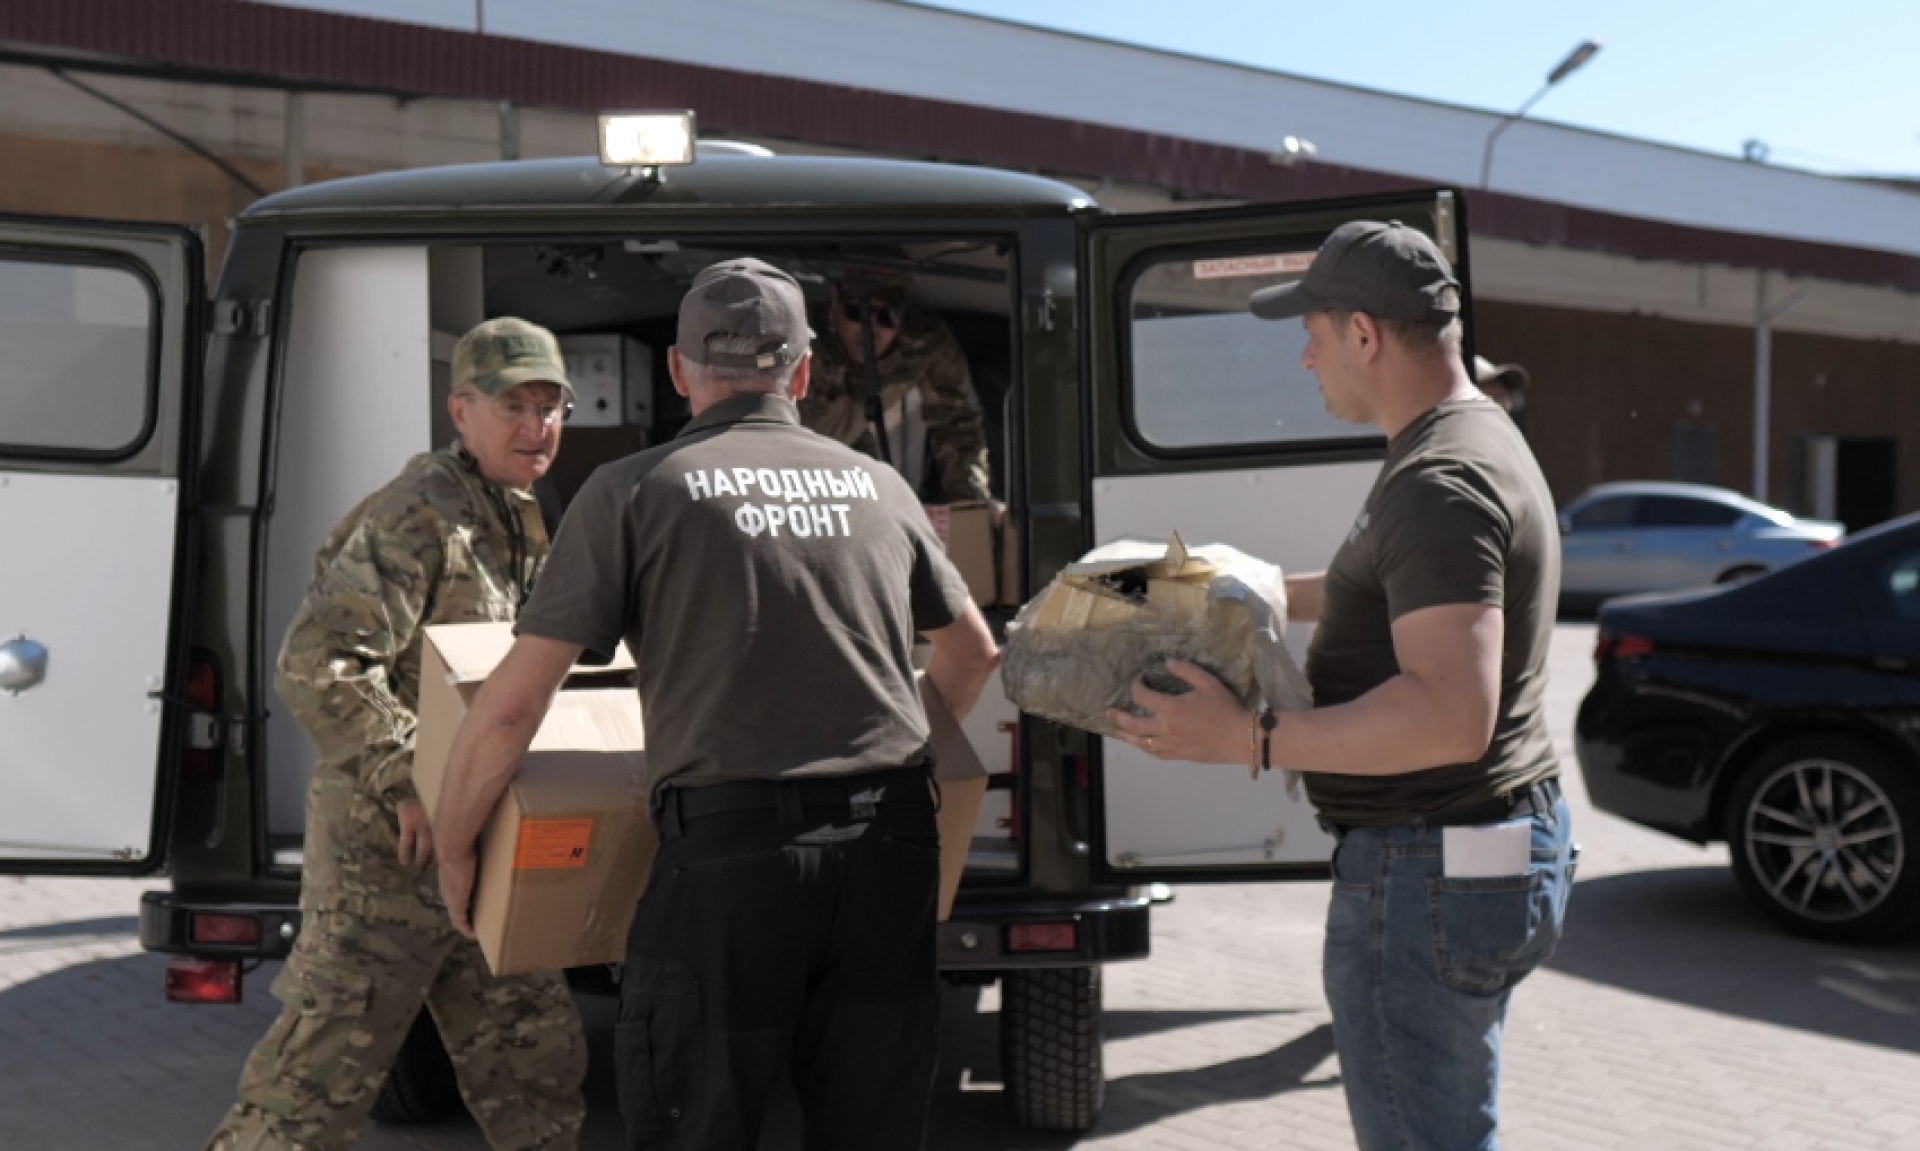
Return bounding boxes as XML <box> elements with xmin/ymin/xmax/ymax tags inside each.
<box><xmin>1425</xmin><ymin>777</ymin><xmax>1561</xmax><ymax>829</ymax></box>
<box><xmin>659</xmin><ymin>764</ymin><xmax>933</xmax><ymax>829</ymax></box>
<box><xmin>1323</xmin><ymin>777</ymin><xmax>1562</xmax><ymax>837</ymax></box>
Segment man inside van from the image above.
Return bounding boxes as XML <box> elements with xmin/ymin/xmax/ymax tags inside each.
<box><xmin>432</xmin><ymin>258</ymin><xmax>1000</xmax><ymax>1150</ymax></box>
<box><xmin>205</xmin><ymin>318</ymin><xmax>587</xmax><ymax>1151</ymax></box>
<box><xmin>1107</xmin><ymin>222</ymin><xmax>1573</xmax><ymax>1151</ymax></box>
<box><xmin>799</xmin><ymin>268</ymin><xmax>994</xmax><ymax>504</ymax></box>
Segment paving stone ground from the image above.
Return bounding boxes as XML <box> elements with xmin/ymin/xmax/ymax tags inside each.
<box><xmin>2</xmin><ymin>623</ymin><xmax>1917</xmax><ymax>1149</ymax></box>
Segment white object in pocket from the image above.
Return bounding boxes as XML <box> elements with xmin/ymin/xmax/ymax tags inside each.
<box><xmin>1442</xmin><ymin>819</ymin><xmax>1531</xmax><ymax>878</ymax></box>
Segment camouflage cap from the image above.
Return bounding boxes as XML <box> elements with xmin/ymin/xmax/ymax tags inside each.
<box><xmin>452</xmin><ymin>317</ymin><xmax>574</xmax><ymax>398</ymax></box>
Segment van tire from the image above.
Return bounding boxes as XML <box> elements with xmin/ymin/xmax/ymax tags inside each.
<box><xmin>1000</xmin><ymin>967</ymin><xmax>1105</xmax><ymax>1131</ymax></box>
<box><xmin>370</xmin><ymin>1009</ymin><xmax>463</xmax><ymax>1126</ymax></box>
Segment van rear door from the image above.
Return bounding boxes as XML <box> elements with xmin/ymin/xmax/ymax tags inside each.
<box><xmin>0</xmin><ymin>216</ymin><xmax>204</xmax><ymax>874</ymax></box>
<box><xmin>1081</xmin><ymin>190</ymin><xmax>1472</xmax><ymax>882</ymax></box>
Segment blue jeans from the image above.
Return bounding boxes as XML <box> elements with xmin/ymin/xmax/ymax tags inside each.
<box><xmin>1323</xmin><ymin>796</ymin><xmax>1574</xmax><ymax>1151</ymax></box>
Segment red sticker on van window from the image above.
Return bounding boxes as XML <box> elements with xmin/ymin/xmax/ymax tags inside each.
<box><xmin>514</xmin><ymin>819</ymin><xmax>593</xmax><ymax>869</ymax></box>
<box><xmin>1192</xmin><ymin>253</ymin><xmax>1314</xmax><ymax>280</ymax></box>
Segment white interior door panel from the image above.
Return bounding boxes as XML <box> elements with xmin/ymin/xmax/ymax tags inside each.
<box><xmin>0</xmin><ymin>472</ymin><xmax>179</xmax><ymax>861</ymax></box>
<box><xmin>1092</xmin><ymin>462</ymin><xmax>1377</xmax><ymax>871</ymax></box>
<box><xmin>264</xmin><ymin>247</ymin><xmax>433</xmax><ymax>834</ymax></box>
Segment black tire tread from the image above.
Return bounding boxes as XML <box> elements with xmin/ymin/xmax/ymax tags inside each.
<box><xmin>999</xmin><ymin>967</ymin><xmax>1105</xmax><ymax>1132</ymax></box>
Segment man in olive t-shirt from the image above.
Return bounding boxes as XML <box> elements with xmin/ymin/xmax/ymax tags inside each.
<box><xmin>1109</xmin><ymin>222</ymin><xmax>1574</xmax><ymax>1151</ymax></box>
<box><xmin>428</xmin><ymin>259</ymin><xmax>1000</xmax><ymax>1151</ymax></box>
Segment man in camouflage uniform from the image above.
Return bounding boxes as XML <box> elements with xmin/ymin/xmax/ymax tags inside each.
<box><xmin>798</xmin><ymin>272</ymin><xmax>993</xmax><ymax>503</ymax></box>
<box><xmin>205</xmin><ymin>318</ymin><xmax>588</xmax><ymax>1151</ymax></box>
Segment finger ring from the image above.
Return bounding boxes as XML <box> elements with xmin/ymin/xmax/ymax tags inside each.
<box><xmin>1146</xmin><ymin>735</ymin><xmax>1156</xmax><ymax>753</ymax></box>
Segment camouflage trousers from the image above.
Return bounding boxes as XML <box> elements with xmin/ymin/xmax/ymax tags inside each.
<box><xmin>204</xmin><ymin>910</ymin><xmax>586</xmax><ymax>1151</ymax></box>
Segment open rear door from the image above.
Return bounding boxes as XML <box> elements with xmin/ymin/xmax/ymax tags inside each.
<box><xmin>1082</xmin><ymin>190</ymin><xmax>1471</xmax><ymax>883</ymax></box>
<box><xmin>0</xmin><ymin>216</ymin><xmax>203</xmax><ymax>874</ymax></box>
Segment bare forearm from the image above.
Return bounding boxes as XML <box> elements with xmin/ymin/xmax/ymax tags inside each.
<box><xmin>431</xmin><ymin>635</ymin><xmax>581</xmax><ymax>858</ymax></box>
<box><xmin>928</xmin><ymin>647</ymin><xmax>997</xmax><ymax>722</ymax></box>
<box><xmin>1274</xmin><ymin>673</ymin><xmax>1491</xmax><ymax>776</ymax></box>
<box><xmin>925</xmin><ymin>602</ymin><xmax>1000</xmax><ymax>721</ymax></box>
<box><xmin>432</xmin><ymin>688</ymin><xmax>542</xmax><ymax>857</ymax></box>
<box><xmin>1285</xmin><ymin>573</ymin><xmax>1325</xmax><ymax>623</ymax></box>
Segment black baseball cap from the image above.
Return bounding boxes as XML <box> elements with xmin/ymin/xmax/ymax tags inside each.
<box><xmin>1248</xmin><ymin>220</ymin><xmax>1460</xmax><ymax>324</ymax></box>
<box><xmin>677</xmin><ymin>257</ymin><xmax>812</xmax><ymax>369</ymax></box>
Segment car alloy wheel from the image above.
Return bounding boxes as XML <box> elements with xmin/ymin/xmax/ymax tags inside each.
<box><xmin>1742</xmin><ymin>758</ymin><xmax>1904</xmax><ymax>924</ymax></box>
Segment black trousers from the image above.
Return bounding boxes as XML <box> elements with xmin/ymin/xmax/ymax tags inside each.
<box><xmin>617</xmin><ymin>768</ymin><xmax>942</xmax><ymax>1151</ymax></box>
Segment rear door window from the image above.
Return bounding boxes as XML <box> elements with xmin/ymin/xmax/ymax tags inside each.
<box><xmin>1568</xmin><ymin>497</ymin><xmax>1637</xmax><ymax>531</ymax></box>
<box><xmin>1636</xmin><ymin>496</ymin><xmax>1744</xmax><ymax>529</ymax></box>
<box><xmin>0</xmin><ymin>255</ymin><xmax>156</xmax><ymax>458</ymax></box>
<box><xmin>1126</xmin><ymin>251</ymin><xmax>1367</xmax><ymax>451</ymax></box>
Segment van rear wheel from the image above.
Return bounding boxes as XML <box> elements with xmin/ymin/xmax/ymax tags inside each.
<box><xmin>999</xmin><ymin>967</ymin><xmax>1105</xmax><ymax>1132</ymax></box>
<box><xmin>371</xmin><ymin>1009</ymin><xmax>462</xmax><ymax>1126</ymax></box>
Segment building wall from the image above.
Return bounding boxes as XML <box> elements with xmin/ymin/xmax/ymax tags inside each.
<box><xmin>1479</xmin><ymin>299</ymin><xmax>1920</xmax><ymax>519</ymax></box>
<box><xmin>253</xmin><ymin>0</ymin><xmax>1920</xmax><ymax>261</ymax></box>
<box><xmin>6</xmin><ymin>63</ymin><xmax>1917</xmax><ymax>525</ymax></box>
<box><xmin>0</xmin><ymin>64</ymin><xmax>597</xmax><ymax>272</ymax></box>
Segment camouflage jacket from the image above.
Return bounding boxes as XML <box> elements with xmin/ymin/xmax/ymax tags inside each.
<box><xmin>277</xmin><ymin>442</ymin><xmax>548</xmax><ymax>923</ymax></box>
<box><xmin>797</xmin><ymin>303</ymin><xmax>992</xmax><ymax>503</ymax></box>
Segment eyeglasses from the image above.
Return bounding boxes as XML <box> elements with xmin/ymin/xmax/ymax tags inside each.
<box><xmin>842</xmin><ymin>299</ymin><xmax>899</xmax><ymax>330</ymax></box>
<box><xmin>458</xmin><ymin>392</ymin><xmax>575</xmax><ymax>427</ymax></box>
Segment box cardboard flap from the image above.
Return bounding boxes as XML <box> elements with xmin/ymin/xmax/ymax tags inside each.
<box><xmin>920</xmin><ymin>676</ymin><xmax>987</xmax><ymax>785</ymax></box>
<box><xmin>415</xmin><ymin>623</ymin><xmax>639</xmax><ymax>822</ymax></box>
<box><xmin>424</xmin><ymin>621</ymin><xmax>637</xmax><ymax>686</ymax></box>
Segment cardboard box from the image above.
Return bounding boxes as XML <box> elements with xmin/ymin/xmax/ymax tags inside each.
<box><xmin>921</xmin><ymin>675</ymin><xmax>989</xmax><ymax>922</ymax></box>
<box><xmin>557</xmin><ymin>334</ymin><xmax>652</xmax><ymax>428</ymax></box>
<box><xmin>414</xmin><ymin>623</ymin><xmax>989</xmax><ymax>965</ymax></box>
<box><xmin>414</xmin><ymin>622</ymin><xmax>655</xmax><ymax>976</ymax></box>
<box><xmin>1001</xmin><ymin>534</ymin><xmax>1313</xmax><ymax>739</ymax></box>
<box><xmin>924</xmin><ymin>501</ymin><xmax>999</xmax><ymax>607</ymax></box>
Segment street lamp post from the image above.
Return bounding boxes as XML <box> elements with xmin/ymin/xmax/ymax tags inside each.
<box><xmin>1478</xmin><ymin>39</ymin><xmax>1602</xmax><ymax>189</ymax></box>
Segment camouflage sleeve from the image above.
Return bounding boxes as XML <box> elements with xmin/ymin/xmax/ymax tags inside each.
<box><xmin>275</xmin><ymin>504</ymin><xmax>447</xmax><ymax>803</ymax></box>
<box><xmin>917</xmin><ymin>326</ymin><xmax>992</xmax><ymax>503</ymax></box>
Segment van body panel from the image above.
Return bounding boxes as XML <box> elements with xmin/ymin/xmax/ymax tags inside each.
<box><xmin>1081</xmin><ymin>190</ymin><xmax>1473</xmax><ymax>883</ymax></box>
<box><xmin>0</xmin><ymin>214</ymin><xmax>204</xmax><ymax>874</ymax></box>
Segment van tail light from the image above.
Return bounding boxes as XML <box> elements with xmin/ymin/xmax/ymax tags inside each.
<box><xmin>1808</xmin><ymin>538</ymin><xmax>1839</xmax><ymax>551</ymax></box>
<box><xmin>166</xmin><ymin>958</ymin><xmax>242</xmax><ymax>1004</ymax></box>
<box><xmin>1007</xmin><ymin>923</ymin><xmax>1078</xmax><ymax>953</ymax></box>
<box><xmin>180</xmin><ymin>651</ymin><xmax>223</xmax><ymax>782</ymax></box>
<box><xmin>191</xmin><ymin>913</ymin><xmax>260</xmax><ymax>946</ymax></box>
<box><xmin>1595</xmin><ymin>632</ymin><xmax>1656</xmax><ymax>663</ymax></box>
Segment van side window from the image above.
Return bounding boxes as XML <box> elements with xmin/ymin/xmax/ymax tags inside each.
<box><xmin>0</xmin><ymin>256</ymin><xmax>155</xmax><ymax>456</ymax></box>
<box><xmin>1125</xmin><ymin>251</ymin><xmax>1361</xmax><ymax>450</ymax></box>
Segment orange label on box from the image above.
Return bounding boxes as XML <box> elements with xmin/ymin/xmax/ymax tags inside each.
<box><xmin>513</xmin><ymin>818</ymin><xmax>594</xmax><ymax>870</ymax></box>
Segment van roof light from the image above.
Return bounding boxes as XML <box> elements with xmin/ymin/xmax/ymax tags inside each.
<box><xmin>598</xmin><ymin>111</ymin><xmax>697</xmax><ymax>169</ymax></box>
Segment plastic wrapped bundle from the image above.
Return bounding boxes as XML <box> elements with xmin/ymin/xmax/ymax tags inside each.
<box><xmin>1001</xmin><ymin>534</ymin><xmax>1313</xmax><ymax>739</ymax></box>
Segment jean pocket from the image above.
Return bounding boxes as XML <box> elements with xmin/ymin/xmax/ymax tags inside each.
<box><xmin>1425</xmin><ymin>871</ymin><xmax>1554</xmax><ymax>996</ymax></box>
<box><xmin>616</xmin><ymin>959</ymin><xmax>701</xmax><ymax>1135</ymax></box>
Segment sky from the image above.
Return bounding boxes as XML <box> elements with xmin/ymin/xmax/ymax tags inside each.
<box><xmin>915</xmin><ymin>1</ymin><xmax>1920</xmax><ymax>178</ymax></box>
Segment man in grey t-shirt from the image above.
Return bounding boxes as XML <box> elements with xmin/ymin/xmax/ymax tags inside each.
<box><xmin>1109</xmin><ymin>222</ymin><xmax>1574</xmax><ymax>1151</ymax></box>
<box><xmin>430</xmin><ymin>259</ymin><xmax>1000</xmax><ymax>1150</ymax></box>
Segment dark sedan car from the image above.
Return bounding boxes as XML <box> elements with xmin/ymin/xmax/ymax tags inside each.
<box><xmin>1577</xmin><ymin>512</ymin><xmax>1920</xmax><ymax>943</ymax></box>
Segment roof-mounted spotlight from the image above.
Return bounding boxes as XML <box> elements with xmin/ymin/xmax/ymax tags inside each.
<box><xmin>598</xmin><ymin>111</ymin><xmax>698</xmax><ymax>170</ymax></box>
